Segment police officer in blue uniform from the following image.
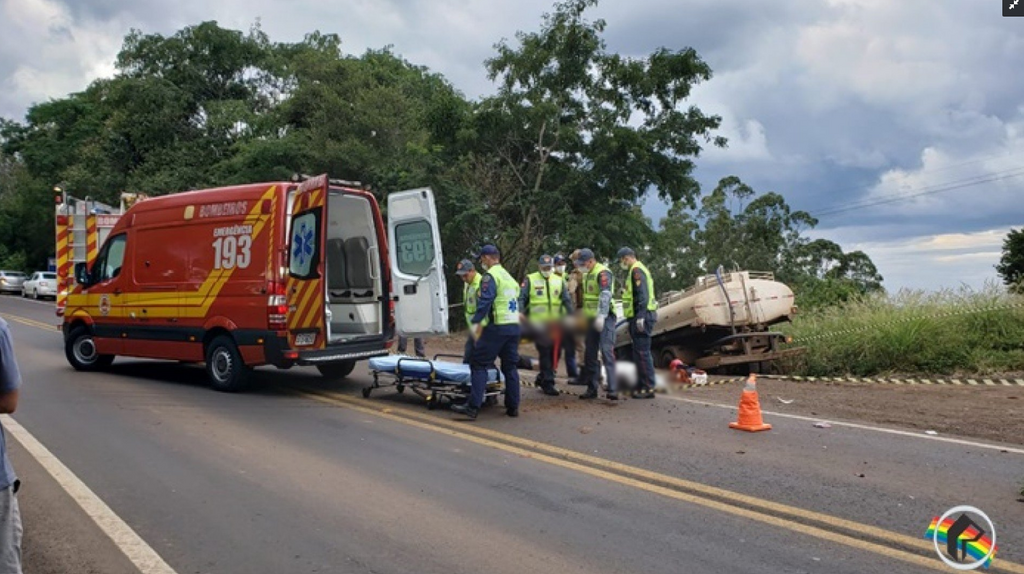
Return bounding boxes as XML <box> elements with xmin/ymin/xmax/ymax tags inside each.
<box><xmin>452</xmin><ymin>245</ymin><xmax>522</xmax><ymax>420</ymax></box>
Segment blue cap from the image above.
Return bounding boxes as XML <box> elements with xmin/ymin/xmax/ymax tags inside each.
<box><xmin>479</xmin><ymin>244</ymin><xmax>499</xmax><ymax>257</ymax></box>
<box><xmin>538</xmin><ymin>254</ymin><xmax>553</xmax><ymax>267</ymax></box>
<box><xmin>574</xmin><ymin>248</ymin><xmax>594</xmax><ymax>266</ymax></box>
<box><xmin>553</xmin><ymin>253</ymin><xmax>566</xmax><ymax>265</ymax></box>
<box><xmin>455</xmin><ymin>259</ymin><xmax>474</xmax><ymax>275</ymax></box>
<box><xmin>616</xmin><ymin>247</ymin><xmax>635</xmax><ymax>259</ymax></box>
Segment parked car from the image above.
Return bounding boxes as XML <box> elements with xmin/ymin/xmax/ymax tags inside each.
<box><xmin>23</xmin><ymin>271</ymin><xmax>57</xmax><ymax>300</ymax></box>
<box><xmin>0</xmin><ymin>271</ymin><xmax>26</xmax><ymax>294</ymax></box>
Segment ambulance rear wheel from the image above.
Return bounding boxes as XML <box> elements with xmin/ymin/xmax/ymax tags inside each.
<box><xmin>317</xmin><ymin>361</ymin><xmax>356</xmax><ymax>380</ymax></box>
<box><xmin>65</xmin><ymin>326</ymin><xmax>114</xmax><ymax>371</ymax></box>
<box><xmin>205</xmin><ymin>335</ymin><xmax>251</xmax><ymax>392</ymax></box>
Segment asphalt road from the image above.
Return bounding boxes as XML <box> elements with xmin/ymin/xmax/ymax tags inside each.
<box><xmin>0</xmin><ymin>295</ymin><xmax>1021</xmax><ymax>574</ymax></box>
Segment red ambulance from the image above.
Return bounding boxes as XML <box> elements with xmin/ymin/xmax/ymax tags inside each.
<box><xmin>61</xmin><ymin>174</ymin><xmax>448</xmax><ymax>391</ymax></box>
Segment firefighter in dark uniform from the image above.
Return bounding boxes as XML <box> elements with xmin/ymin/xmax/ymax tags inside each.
<box><xmin>553</xmin><ymin>253</ymin><xmax>581</xmax><ymax>381</ymax></box>
<box><xmin>519</xmin><ymin>254</ymin><xmax>573</xmax><ymax>396</ymax></box>
<box><xmin>452</xmin><ymin>245</ymin><xmax>522</xmax><ymax>420</ymax></box>
<box><xmin>575</xmin><ymin>248</ymin><xmax>618</xmax><ymax>400</ymax></box>
<box><xmin>617</xmin><ymin>247</ymin><xmax>658</xmax><ymax>398</ymax></box>
<box><xmin>455</xmin><ymin>259</ymin><xmax>482</xmax><ymax>363</ymax></box>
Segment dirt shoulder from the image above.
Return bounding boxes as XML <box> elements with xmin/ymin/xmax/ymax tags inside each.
<box><xmin>681</xmin><ymin>378</ymin><xmax>1024</xmax><ymax>446</ymax></box>
<box><xmin>415</xmin><ymin>334</ymin><xmax>1024</xmax><ymax>446</ymax></box>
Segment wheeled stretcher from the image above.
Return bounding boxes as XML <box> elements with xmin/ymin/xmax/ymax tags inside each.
<box><xmin>365</xmin><ymin>354</ymin><xmax>505</xmax><ymax>410</ymax></box>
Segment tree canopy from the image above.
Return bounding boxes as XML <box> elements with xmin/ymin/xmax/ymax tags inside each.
<box><xmin>0</xmin><ymin>2</ymin><xmax>881</xmax><ymax>310</ymax></box>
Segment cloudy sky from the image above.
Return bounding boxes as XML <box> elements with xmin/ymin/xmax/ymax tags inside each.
<box><xmin>1</xmin><ymin>0</ymin><xmax>1022</xmax><ymax>291</ymax></box>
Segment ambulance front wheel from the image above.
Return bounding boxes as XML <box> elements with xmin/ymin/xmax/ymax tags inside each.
<box><xmin>65</xmin><ymin>326</ymin><xmax>114</xmax><ymax>372</ymax></box>
<box><xmin>317</xmin><ymin>361</ymin><xmax>356</xmax><ymax>380</ymax></box>
<box><xmin>205</xmin><ymin>335</ymin><xmax>252</xmax><ymax>392</ymax></box>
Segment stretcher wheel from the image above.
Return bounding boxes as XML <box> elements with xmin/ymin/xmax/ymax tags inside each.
<box><xmin>396</xmin><ymin>384</ymin><xmax>405</xmax><ymax>394</ymax></box>
<box><xmin>484</xmin><ymin>395</ymin><xmax>498</xmax><ymax>407</ymax></box>
<box><xmin>427</xmin><ymin>393</ymin><xmax>438</xmax><ymax>410</ymax></box>
<box><xmin>362</xmin><ymin>387</ymin><xmax>372</xmax><ymax>398</ymax></box>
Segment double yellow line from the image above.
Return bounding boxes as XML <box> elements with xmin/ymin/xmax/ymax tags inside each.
<box><xmin>0</xmin><ymin>312</ymin><xmax>58</xmax><ymax>332</ymax></box>
<box><xmin>4</xmin><ymin>309</ymin><xmax>1018</xmax><ymax>572</ymax></box>
<box><xmin>292</xmin><ymin>386</ymin><xmax>1023</xmax><ymax>574</ymax></box>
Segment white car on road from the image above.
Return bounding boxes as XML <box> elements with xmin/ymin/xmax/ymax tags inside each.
<box><xmin>22</xmin><ymin>271</ymin><xmax>57</xmax><ymax>299</ymax></box>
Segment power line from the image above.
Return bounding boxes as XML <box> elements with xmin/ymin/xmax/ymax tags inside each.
<box><xmin>812</xmin><ymin>166</ymin><xmax>1024</xmax><ymax>219</ymax></box>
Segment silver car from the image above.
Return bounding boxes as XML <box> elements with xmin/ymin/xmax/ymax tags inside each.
<box><xmin>23</xmin><ymin>271</ymin><xmax>57</xmax><ymax>299</ymax></box>
<box><xmin>0</xmin><ymin>271</ymin><xmax>26</xmax><ymax>294</ymax></box>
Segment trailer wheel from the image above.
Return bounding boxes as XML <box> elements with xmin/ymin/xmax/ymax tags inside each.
<box><xmin>205</xmin><ymin>335</ymin><xmax>251</xmax><ymax>392</ymax></box>
<box><xmin>317</xmin><ymin>361</ymin><xmax>356</xmax><ymax>380</ymax></box>
<box><xmin>659</xmin><ymin>349</ymin><xmax>677</xmax><ymax>369</ymax></box>
<box><xmin>65</xmin><ymin>326</ymin><xmax>114</xmax><ymax>372</ymax></box>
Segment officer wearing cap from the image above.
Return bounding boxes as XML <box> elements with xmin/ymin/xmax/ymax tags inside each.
<box><xmin>519</xmin><ymin>254</ymin><xmax>573</xmax><ymax>396</ymax></box>
<box><xmin>617</xmin><ymin>247</ymin><xmax>658</xmax><ymax>398</ymax></box>
<box><xmin>553</xmin><ymin>253</ymin><xmax>580</xmax><ymax>381</ymax></box>
<box><xmin>575</xmin><ymin>248</ymin><xmax>618</xmax><ymax>400</ymax></box>
<box><xmin>451</xmin><ymin>245</ymin><xmax>522</xmax><ymax>420</ymax></box>
<box><xmin>455</xmin><ymin>259</ymin><xmax>482</xmax><ymax>363</ymax></box>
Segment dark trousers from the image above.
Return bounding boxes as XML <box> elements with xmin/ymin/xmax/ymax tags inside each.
<box><xmin>469</xmin><ymin>326</ymin><xmax>521</xmax><ymax>409</ymax></box>
<box><xmin>534</xmin><ymin>327</ymin><xmax>555</xmax><ymax>386</ymax></box>
<box><xmin>398</xmin><ymin>336</ymin><xmax>425</xmax><ymax>357</ymax></box>
<box><xmin>582</xmin><ymin>315</ymin><xmax>617</xmax><ymax>394</ymax></box>
<box><xmin>630</xmin><ymin>310</ymin><xmax>657</xmax><ymax>391</ymax></box>
<box><xmin>462</xmin><ymin>333</ymin><xmax>474</xmax><ymax>364</ymax></box>
<box><xmin>559</xmin><ymin>328</ymin><xmax>579</xmax><ymax>378</ymax></box>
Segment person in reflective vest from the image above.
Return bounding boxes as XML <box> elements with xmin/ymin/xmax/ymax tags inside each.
<box><xmin>451</xmin><ymin>245</ymin><xmax>522</xmax><ymax>420</ymax></box>
<box><xmin>575</xmin><ymin>248</ymin><xmax>618</xmax><ymax>400</ymax></box>
<box><xmin>519</xmin><ymin>254</ymin><xmax>573</xmax><ymax>396</ymax></box>
<box><xmin>553</xmin><ymin>253</ymin><xmax>580</xmax><ymax>381</ymax></box>
<box><xmin>618</xmin><ymin>247</ymin><xmax>658</xmax><ymax>398</ymax></box>
<box><xmin>455</xmin><ymin>259</ymin><xmax>483</xmax><ymax>364</ymax></box>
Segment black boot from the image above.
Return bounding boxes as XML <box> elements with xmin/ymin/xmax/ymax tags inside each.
<box><xmin>506</xmin><ymin>406</ymin><xmax>519</xmax><ymax>417</ymax></box>
<box><xmin>451</xmin><ymin>403</ymin><xmax>479</xmax><ymax>420</ymax></box>
<box><xmin>579</xmin><ymin>389</ymin><xmax>598</xmax><ymax>400</ymax></box>
<box><xmin>542</xmin><ymin>383</ymin><xmax>560</xmax><ymax>396</ymax></box>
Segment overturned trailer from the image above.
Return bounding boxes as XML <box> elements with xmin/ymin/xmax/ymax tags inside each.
<box><xmin>614</xmin><ymin>270</ymin><xmax>804</xmax><ymax>373</ymax></box>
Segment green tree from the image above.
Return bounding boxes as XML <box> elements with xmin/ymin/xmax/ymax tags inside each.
<box><xmin>458</xmin><ymin>0</ymin><xmax>724</xmax><ymax>276</ymax></box>
<box><xmin>997</xmin><ymin>228</ymin><xmax>1024</xmax><ymax>293</ymax></box>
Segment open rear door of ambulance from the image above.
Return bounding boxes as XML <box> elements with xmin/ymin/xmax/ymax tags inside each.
<box><xmin>286</xmin><ymin>174</ymin><xmax>328</xmax><ymax>351</ymax></box>
<box><xmin>387</xmin><ymin>187</ymin><xmax>448</xmax><ymax>337</ymax></box>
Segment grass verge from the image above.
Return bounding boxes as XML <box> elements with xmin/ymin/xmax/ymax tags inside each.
<box><xmin>780</xmin><ymin>284</ymin><xmax>1024</xmax><ymax>376</ymax></box>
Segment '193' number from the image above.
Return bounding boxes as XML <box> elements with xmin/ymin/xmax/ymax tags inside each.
<box><xmin>213</xmin><ymin>236</ymin><xmax>252</xmax><ymax>269</ymax></box>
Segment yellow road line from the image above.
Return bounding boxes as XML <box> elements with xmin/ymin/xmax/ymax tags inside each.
<box><xmin>295</xmin><ymin>386</ymin><xmax>1024</xmax><ymax>574</ymax></box>
<box><xmin>5</xmin><ymin>314</ymin><xmax>1017</xmax><ymax>572</ymax></box>
<box><xmin>0</xmin><ymin>313</ymin><xmax>57</xmax><ymax>331</ymax></box>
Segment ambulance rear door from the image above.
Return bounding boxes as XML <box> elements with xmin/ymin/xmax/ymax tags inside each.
<box><xmin>387</xmin><ymin>187</ymin><xmax>448</xmax><ymax>337</ymax></box>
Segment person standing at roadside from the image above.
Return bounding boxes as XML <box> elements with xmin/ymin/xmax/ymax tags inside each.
<box><xmin>0</xmin><ymin>318</ymin><xmax>23</xmax><ymax>574</ymax></box>
<box><xmin>617</xmin><ymin>247</ymin><xmax>658</xmax><ymax>399</ymax></box>
<box><xmin>575</xmin><ymin>249</ymin><xmax>618</xmax><ymax>400</ymax></box>
<box><xmin>455</xmin><ymin>259</ymin><xmax>483</xmax><ymax>363</ymax></box>
<box><xmin>553</xmin><ymin>253</ymin><xmax>581</xmax><ymax>382</ymax></box>
<box><xmin>452</xmin><ymin>245</ymin><xmax>522</xmax><ymax>420</ymax></box>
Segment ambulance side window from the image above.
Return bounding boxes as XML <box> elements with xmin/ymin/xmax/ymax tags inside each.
<box><xmin>95</xmin><ymin>234</ymin><xmax>127</xmax><ymax>283</ymax></box>
<box><xmin>289</xmin><ymin>208</ymin><xmax>321</xmax><ymax>279</ymax></box>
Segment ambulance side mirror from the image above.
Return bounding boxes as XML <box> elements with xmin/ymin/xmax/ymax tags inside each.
<box><xmin>74</xmin><ymin>262</ymin><xmax>91</xmax><ymax>287</ymax></box>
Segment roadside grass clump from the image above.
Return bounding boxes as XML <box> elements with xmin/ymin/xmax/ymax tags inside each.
<box><xmin>781</xmin><ymin>284</ymin><xmax>1024</xmax><ymax>377</ymax></box>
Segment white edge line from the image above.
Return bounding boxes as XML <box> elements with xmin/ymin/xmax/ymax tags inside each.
<box><xmin>2</xmin><ymin>415</ymin><xmax>179</xmax><ymax>574</ymax></box>
<box><xmin>662</xmin><ymin>395</ymin><xmax>1024</xmax><ymax>456</ymax></box>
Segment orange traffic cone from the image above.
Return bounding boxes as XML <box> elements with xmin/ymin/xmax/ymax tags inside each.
<box><xmin>729</xmin><ymin>374</ymin><xmax>772</xmax><ymax>432</ymax></box>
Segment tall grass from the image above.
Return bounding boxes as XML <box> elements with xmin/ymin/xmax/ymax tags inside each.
<box><xmin>781</xmin><ymin>284</ymin><xmax>1024</xmax><ymax>376</ymax></box>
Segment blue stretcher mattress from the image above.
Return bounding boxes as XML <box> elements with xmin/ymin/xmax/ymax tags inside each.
<box><xmin>368</xmin><ymin>355</ymin><xmax>501</xmax><ymax>384</ymax></box>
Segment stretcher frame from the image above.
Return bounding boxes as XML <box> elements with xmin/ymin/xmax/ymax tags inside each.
<box><xmin>365</xmin><ymin>354</ymin><xmax>505</xmax><ymax>410</ymax></box>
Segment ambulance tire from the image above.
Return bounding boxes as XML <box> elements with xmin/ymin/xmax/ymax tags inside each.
<box><xmin>317</xmin><ymin>361</ymin><xmax>356</xmax><ymax>380</ymax></box>
<box><xmin>205</xmin><ymin>335</ymin><xmax>252</xmax><ymax>392</ymax></box>
<box><xmin>65</xmin><ymin>326</ymin><xmax>115</xmax><ymax>371</ymax></box>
